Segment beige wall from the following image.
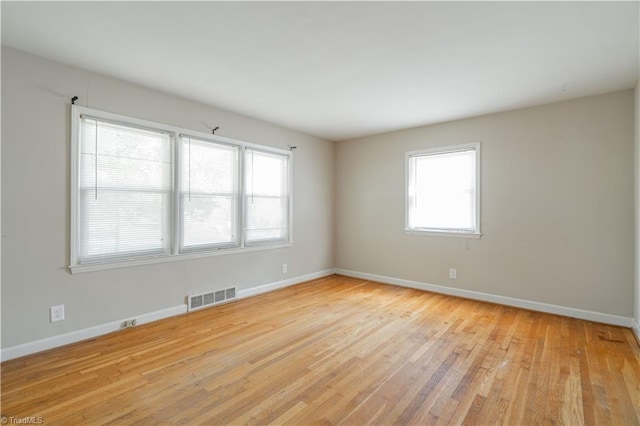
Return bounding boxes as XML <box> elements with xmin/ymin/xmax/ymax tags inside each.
<box><xmin>0</xmin><ymin>47</ymin><xmax>335</xmax><ymax>348</ymax></box>
<box><xmin>635</xmin><ymin>5</ymin><xmax>640</xmax><ymax>334</ymax></box>
<box><xmin>336</xmin><ymin>90</ymin><xmax>635</xmax><ymax>317</ymax></box>
<box><xmin>2</xmin><ymin>46</ymin><xmax>636</xmax><ymax>351</ymax></box>
<box><xmin>635</xmin><ymin>81</ymin><xmax>640</xmax><ymax>328</ymax></box>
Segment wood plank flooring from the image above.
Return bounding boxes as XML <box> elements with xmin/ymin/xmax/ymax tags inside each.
<box><xmin>2</xmin><ymin>274</ymin><xmax>639</xmax><ymax>425</ymax></box>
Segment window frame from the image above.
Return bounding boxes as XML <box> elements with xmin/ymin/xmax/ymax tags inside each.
<box><xmin>243</xmin><ymin>147</ymin><xmax>291</xmax><ymax>247</ymax></box>
<box><xmin>405</xmin><ymin>143</ymin><xmax>482</xmax><ymax>239</ymax></box>
<box><xmin>178</xmin><ymin>135</ymin><xmax>242</xmax><ymax>253</ymax></box>
<box><xmin>76</xmin><ymin>116</ymin><xmax>175</xmax><ymax>263</ymax></box>
<box><xmin>70</xmin><ymin>105</ymin><xmax>293</xmax><ymax>274</ymax></box>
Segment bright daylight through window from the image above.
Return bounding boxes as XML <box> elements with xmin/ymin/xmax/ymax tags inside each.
<box><xmin>71</xmin><ymin>106</ymin><xmax>292</xmax><ymax>272</ymax></box>
<box><xmin>406</xmin><ymin>143</ymin><xmax>480</xmax><ymax>237</ymax></box>
<box><xmin>180</xmin><ymin>137</ymin><xmax>240</xmax><ymax>252</ymax></box>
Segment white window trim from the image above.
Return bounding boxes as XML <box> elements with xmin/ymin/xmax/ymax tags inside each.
<box><xmin>177</xmin><ymin>135</ymin><xmax>243</xmax><ymax>253</ymax></box>
<box><xmin>243</xmin><ymin>147</ymin><xmax>292</xmax><ymax>247</ymax></box>
<box><xmin>70</xmin><ymin>242</ymin><xmax>293</xmax><ymax>274</ymax></box>
<box><xmin>70</xmin><ymin>105</ymin><xmax>293</xmax><ymax>274</ymax></box>
<box><xmin>404</xmin><ymin>142</ymin><xmax>482</xmax><ymax>239</ymax></box>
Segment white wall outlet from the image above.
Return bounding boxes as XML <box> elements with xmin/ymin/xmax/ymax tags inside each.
<box><xmin>50</xmin><ymin>305</ymin><xmax>65</xmax><ymax>322</ymax></box>
<box><xmin>123</xmin><ymin>319</ymin><xmax>137</xmax><ymax>328</ymax></box>
<box><xmin>449</xmin><ymin>268</ymin><xmax>457</xmax><ymax>279</ymax></box>
<box><xmin>282</xmin><ymin>263</ymin><xmax>288</xmax><ymax>274</ymax></box>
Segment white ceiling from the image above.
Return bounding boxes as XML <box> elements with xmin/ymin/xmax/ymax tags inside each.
<box><xmin>2</xmin><ymin>1</ymin><xmax>638</xmax><ymax>141</ymax></box>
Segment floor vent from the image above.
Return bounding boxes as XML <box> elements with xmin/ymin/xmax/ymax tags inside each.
<box><xmin>188</xmin><ymin>286</ymin><xmax>237</xmax><ymax>312</ymax></box>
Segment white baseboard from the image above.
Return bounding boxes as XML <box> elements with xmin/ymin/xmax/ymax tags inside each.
<box><xmin>237</xmin><ymin>269</ymin><xmax>335</xmax><ymax>299</ymax></box>
<box><xmin>3</xmin><ymin>268</ymin><xmax>631</xmax><ymax>362</ymax></box>
<box><xmin>633</xmin><ymin>320</ymin><xmax>640</xmax><ymax>344</ymax></box>
<box><xmin>0</xmin><ymin>269</ymin><xmax>335</xmax><ymax>362</ymax></box>
<box><xmin>334</xmin><ymin>268</ymin><xmax>635</xmax><ymax>328</ymax></box>
<box><xmin>0</xmin><ymin>305</ymin><xmax>187</xmax><ymax>362</ymax></box>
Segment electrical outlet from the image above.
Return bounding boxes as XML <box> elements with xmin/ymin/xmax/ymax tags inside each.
<box><xmin>50</xmin><ymin>305</ymin><xmax>65</xmax><ymax>323</ymax></box>
<box><xmin>282</xmin><ymin>263</ymin><xmax>288</xmax><ymax>274</ymax></box>
<box><xmin>449</xmin><ymin>268</ymin><xmax>457</xmax><ymax>279</ymax></box>
<box><xmin>123</xmin><ymin>319</ymin><xmax>137</xmax><ymax>328</ymax></box>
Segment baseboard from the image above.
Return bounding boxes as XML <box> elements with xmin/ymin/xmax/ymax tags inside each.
<box><xmin>4</xmin><ymin>268</ymin><xmax>629</xmax><ymax>362</ymax></box>
<box><xmin>335</xmin><ymin>268</ymin><xmax>635</xmax><ymax>328</ymax></box>
<box><xmin>237</xmin><ymin>269</ymin><xmax>335</xmax><ymax>299</ymax></box>
<box><xmin>0</xmin><ymin>269</ymin><xmax>335</xmax><ymax>362</ymax></box>
<box><xmin>0</xmin><ymin>305</ymin><xmax>187</xmax><ymax>362</ymax></box>
<box><xmin>633</xmin><ymin>320</ymin><xmax>640</xmax><ymax>346</ymax></box>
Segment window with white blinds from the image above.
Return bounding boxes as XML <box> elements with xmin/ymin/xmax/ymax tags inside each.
<box><xmin>71</xmin><ymin>106</ymin><xmax>292</xmax><ymax>272</ymax></box>
<box><xmin>245</xmin><ymin>149</ymin><xmax>290</xmax><ymax>245</ymax></box>
<box><xmin>406</xmin><ymin>144</ymin><xmax>481</xmax><ymax>237</ymax></box>
<box><xmin>180</xmin><ymin>136</ymin><xmax>240</xmax><ymax>252</ymax></box>
<box><xmin>78</xmin><ymin>117</ymin><xmax>173</xmax><ymax>263</ymax></box>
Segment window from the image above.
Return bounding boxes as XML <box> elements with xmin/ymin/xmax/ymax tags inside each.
<box><xmin>77</xmin><ymin>117</ymin><xmax>173</xmax><ymax>263</ymax></box>
<box><xmin>180</xmin><ymin>136</ymin><xmax>240</xmax><ymax>252</ymax></box>
<box><xmin>406</xmin><ymin>143</ymin><xmax>481</xmax><ymax>237</ymax></box>
<box><xmin>245</xmin><ymin>149</ymin><xmax>290</xmax><ymax>245</ymax></box>
<box><xmin>71</xmin><ymin>106</ymin><xmax>292</xmax><ymax>272</ymax></box>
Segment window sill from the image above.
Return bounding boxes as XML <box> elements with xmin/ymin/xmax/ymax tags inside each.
<box><xmin>69</xmin><ymin>242</ymin><xmax>293</xmax><ymax>274</ymax></box>
<box><xmin>404</xmin><ymin>229</ymin><xmax>482</xmax><ymax>239</ymax></box>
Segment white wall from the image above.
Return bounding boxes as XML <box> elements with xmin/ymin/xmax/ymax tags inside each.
<box><xmin>1</xmin><ymin>47</ymin><xmax>335</xmax><ymax>349</ymax></box>
<box><xmin>336</xmin><ymin>90</ymin><xmax>635</xmax><ymax>317</ymax></box>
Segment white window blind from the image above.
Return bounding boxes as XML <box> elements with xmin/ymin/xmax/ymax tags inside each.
<box><xmin>245</xmin><ymin>149</ymin><xmax>290</xmax><ymax>245</ymax></box>
<box><xmin>78</xmin><ymin>116</ymin><xmax>173</xmax><ymax>263</ymax></box>
<box><xmin>407</xmin><ymin>145</ymin><xmax>479</xmax><ymax>234</ymax></box>
<box><xmin>180</xmin><ymin>136</ymin><xmax>240</xmax><ymax>252</ymax></box>
<box><xmin>71</xmin><ymin>106</ymin><xmax>293</xmax><ymax>272</ymax></box>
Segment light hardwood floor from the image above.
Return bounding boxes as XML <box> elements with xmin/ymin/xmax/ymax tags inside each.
<box><xmin>2</xmin><ymin>275</ymin><xmax>639</xmax><ymax>425</ymax></box>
